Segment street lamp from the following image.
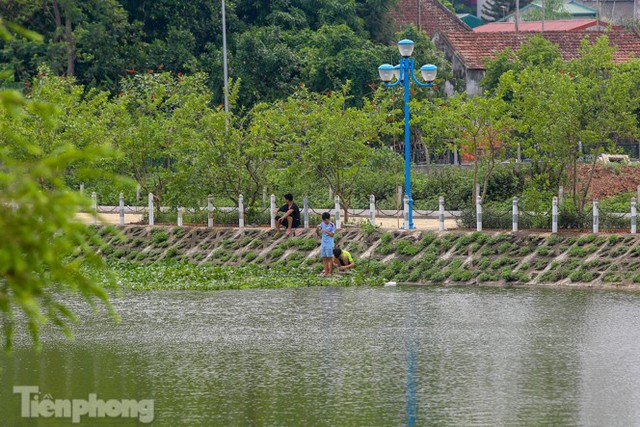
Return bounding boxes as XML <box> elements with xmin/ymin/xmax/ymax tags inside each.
<box><xmin>378</xmin><ymin>39</ymin><xmax>437</xmax><ymax>230</ymax></box>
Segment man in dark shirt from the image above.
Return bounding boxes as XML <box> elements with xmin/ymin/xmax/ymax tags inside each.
<box><xmin>275</xmin><ymin>193</ymin><xmax>301</xmax><ymax>236</ymax></box>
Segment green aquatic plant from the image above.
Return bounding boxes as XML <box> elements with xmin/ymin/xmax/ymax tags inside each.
<box><xmin>103</xmin><ymin>261</ymin><xmax>383</xmax><ymax>290</ymax></box>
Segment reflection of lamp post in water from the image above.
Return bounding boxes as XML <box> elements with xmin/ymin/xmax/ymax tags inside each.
<box><xmin>378</xmin><ymin>40</ymin><xmax>438</xmax><ymax>229</ymax></box>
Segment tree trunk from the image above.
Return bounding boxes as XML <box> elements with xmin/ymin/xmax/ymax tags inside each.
<box><xmin>579</xmin><ymin>151</ymin><xmax>599</xmax><ymax>213</ymax></box>
<box><xmin>65</xmin><ymin>13</ymin><xmax>75</xmax><ymax>76</ymax></box>
<box><xmin>51</xmin><ymin>0</ymin><xmax>62</xmax><ymax>42</ymax></box>
<box><xmin>340</xmin><ymin>200</ymin><xmax>349</xmax><ymax>223</ymax></box>
<box><xmin>472</xmin><ymin>144</ymin><xmax>479</xmax><ymax>203</ymax></box>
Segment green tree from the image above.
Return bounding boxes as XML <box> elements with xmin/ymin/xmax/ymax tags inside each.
<box><xmin>1</xmin><ymin>0</ymin><xmax>142</xmax><ymax>87</ymax></box>
<box><xmin>168</xmin><ymin>79</ymin><xmax>277</xmax><ymax>209</ymax></box>
<box><xmin>112</xmin><ymin>71</ymin><xmax>214</xmax><ymax>205</ymax></box>
<box><xmin>482</xmin><ymin>35</ymin><xmax>563</xmax><ymax>94</ymax></box>
<box><xmin>257</xmin><ymin>85</ymin><xmax>386</xmax><ymax>221</ymax></box>
<box><xmin>521</xmin><ymin>0</ymin><xmax>571</xmax><ymax>21</ymax></box>
<box><xmin>497</xmin><ymin>35</ymin><xmax>640</xmax><ymax>213</ymax></box>
<box><xmin>0</xmin><ymin>27</ymin><xmax>116</xmax><ymax>350</ymax></box>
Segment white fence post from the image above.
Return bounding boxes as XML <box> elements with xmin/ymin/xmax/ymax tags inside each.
<box><xmin>403</xmin><ymin>195</ymin><xmax>410</xmax><ymax>231</ymax></box>
<box><xmin>370</xmin><ymin>194</ymin><xmax>376</xmax><ymax>226</ymax></box>
<box><xmin>207</xmin><ymin>195</ymin><xmax>213</xmax><ymax>228</ymax></box>
<box><xmin>119</xmin><ymin>193</ymin><xmax>125</xmax><ymax>226</ymax></box>
<box><xmin>270</xmin><ymin>194</ymin><xmax>276</xmax><ymax>230</ymax></box>
<box><xmin>148</xmin><ymin>193</ymin><xmax>154</xmax><ymax>226</ymax></box>
<box><xmin>438</xmin><ymin>196</ymin><xmax>445</xmax><ymax>232</ymax></box>
<box><xmin>334</xmin><ymin>195</ymin><xmax>341</xmax><ymax>230</ymax></box>
<box><xmin>238</xmin><ymin>194</ymin><xmax>245</xmax><ymax>229</ymax></box>
<box><xmin>558</xmin><ymin>186</ymin><xmax>564</xmax><ymax>206</ymax></box>
<box><xmin>632</xmin><ymin>198</ymin><xmax>637</xmax><ymax>234</ymax></box>
<box><xmin>476</xmin><ymin>195</ymin><xmax>482</xmax><ymax>232</ymax></box>
<box><xmin>593</xmin><ymin>199</ymin><xmax>599</xmax><ymax>234</ymax></box>
<box><xmin>303</xmin><ymin>196</ymin><xmax>309</xmax><ymax>231</ymax></box>
<box><xmin>91</xmin><ymin>192</ymin><xmax>97</xmax><ymax>225</ymax></box>
<box><xmin>512</xmin><ymin>196</ymin><xmax>518</xmax><ymax>233</ymax></box>
<box><xmin>552</xmin><ymin>196</ymin><xmax>558</xmax><ymax>233</ymax></box>
<box><xmin>178</xmin><ymin>207</ymin><xmax>184</xmax><ymax>227</ymax></box>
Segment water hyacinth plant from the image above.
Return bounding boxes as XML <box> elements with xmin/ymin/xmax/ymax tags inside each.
<box><xmin>101</xmin><ymin>261</ymin><xmax>384</xmax><ymax>291</ymax></box>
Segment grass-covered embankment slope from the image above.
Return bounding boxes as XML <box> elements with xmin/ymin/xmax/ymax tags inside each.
<box><xmin>93</xmin><ymin>225</ymin><xmax>640</xmax><ymax>289</ymax></box>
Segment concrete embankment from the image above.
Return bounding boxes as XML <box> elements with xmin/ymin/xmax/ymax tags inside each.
<box><xmin>95</xmin><ymin>225</ymin><xmax>640</xmax><ymax>289</ymax></box>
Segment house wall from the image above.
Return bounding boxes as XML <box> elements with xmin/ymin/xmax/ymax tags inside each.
<box><xmin>581</xmin><ymin>0</ymin><xmax>635</xmax><ymax>23</ymax></box>
<box><xmin>435</xmin><ymin>33</ymin><xmax>485</xmax><ymax>97</ymax></box>
<box><xmin>477</xmin><ymin>0</ymin><xmax>489</xmax><ymax>20</ymax></box>
<box><xmin>466</xmin><ymin>70</ymin><xmax>485</xmax><ymax>96</ymax></box>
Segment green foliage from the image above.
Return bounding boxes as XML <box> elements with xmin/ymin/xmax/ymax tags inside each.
<box><xmin>0</xmin><ymin>83</ymin><xmax>116</xmax><ymax>350</ymax></box>
<box><xmin>165</xmin><ymin>247</ymin><xmax>179</xmax><ymax>259</ymax></box>
<box><xmin>395</xmin><ymin>239</ymin><xmax>424</xmax><ymax>256</ymax></box>
<box><xmin>500</xmin><ymin>268</ymin><xmax>529</xmax><ymax>282</ymax></box>
<box><xmin>270</xmin><ymin>247</ymin><xmax>285</xmax><ymax>259</ymax></box>
<box><xmin>1</xmin><ymin>0</ymin><xmax>403</xmax><ymax>107</ymax></box>
<box><xmin>151</xmin><ymin>229</ymin><xmax>169</xmax><ymax>245</ymax></box>
<box><xmin>106</xmin><ymin>260</ymin><xmax>383</xmax><ymax>290</ymax></box>
<box><xmin>360</xmin><ymin>221</ymin><xmax>380</xmax><ymax>237</ymax></box>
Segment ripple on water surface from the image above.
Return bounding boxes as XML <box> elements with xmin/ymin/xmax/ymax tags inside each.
<box><xmin>3</xmin><ymin>286</ymin><xmax>640</xmax><ymax>426</ymax></box>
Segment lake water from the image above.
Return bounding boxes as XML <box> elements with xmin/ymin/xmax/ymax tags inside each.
<box><xmin>2</xmin><ymin>286</ymin><xmax>640</xmax><ymax>426</ymax></box>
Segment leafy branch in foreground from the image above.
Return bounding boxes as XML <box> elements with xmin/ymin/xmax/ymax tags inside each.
<box><xmin>0</xmin><ymin>87</ymin><xmax>117</xmax><ymax>351</ymax></box>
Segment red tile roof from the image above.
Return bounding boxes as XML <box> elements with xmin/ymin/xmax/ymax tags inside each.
<box><xmin>440</xmin><ymin>30</ymin><xmax>640</xmax><ymax>70</ymax></box>
<box><xmin>390</xmin><ymin>0</ymin><xmax>471</xmax><ymax>37</ymax></box>
<box><xmin>474</xmin><ymin>20</ymin><xmax>620</xmax><ymax>32</ymax></box>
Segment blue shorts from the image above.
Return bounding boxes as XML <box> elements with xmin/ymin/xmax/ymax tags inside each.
<box><xmin>321</xmin><ymin>246</ymin><xmax>334</xmax><ymax>258</ymax></box>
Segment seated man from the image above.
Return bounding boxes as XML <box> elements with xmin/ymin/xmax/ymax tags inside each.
<box><xmin>275</xmin><ymin>193</ymin><xmax>301</xmax><ymax>236</ymax></box>
<box><xmin>333</xmin><ymin>248</ymin><xmax>355</xmax><ymax>271</ymax></box>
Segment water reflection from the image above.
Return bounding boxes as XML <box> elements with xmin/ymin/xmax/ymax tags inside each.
<box><xmin>2</xmin><ymin>287</ymin><xmax>640</xmax><ymax>426</ymax></box>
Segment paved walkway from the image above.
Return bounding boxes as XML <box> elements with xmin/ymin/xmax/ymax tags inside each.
<box><xmin>81</xmin><ymin>212</ymin><xmax>459</xmax><ymax>230</ymax></box>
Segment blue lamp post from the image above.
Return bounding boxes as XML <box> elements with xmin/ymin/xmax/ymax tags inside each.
<box><xmin>378</xmin><ymin>39</ymin><xmax>437</xmax><ymax>230</ymax></box>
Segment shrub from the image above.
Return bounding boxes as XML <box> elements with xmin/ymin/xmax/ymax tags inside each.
<box><xmin>396</xmin><ymin>239</ymin><xmax>423</xmax><ymax>256</ymax></box>
<box><xmin>360</xmin><ymin>221</ymin><xmax>379</xmax><ymax>237</ymax></box>
<box><xmin>165</xmin><ymin>247</ymin><xmax>178</xmax><ymax>259</ymax></box>
<box><xmin>380</xmin><ymin>232</ymin><xmax>394</xmax><ymax>244</ymax></box>
<box><xmin>112</xmin><ymin>248</ymin><xmax>128</xmax><ymax>259</ymax></box>
<box><xmin>243</xmin><ymin>251</ymin><xmax>258</xmax><ymax>262</ymax></box>
<box><xmin>500</xmin><ymin>268</ymin><xmax>528</xmax><ymax>282</ymax></box>
<box><xmin>546</xmin><ymin>235</ymin><xmax>564</xmax><ymax>245</ymax></box>
<box><xmin>490</xmin><ymin>256</ymin><xmax>512</xmax><ymax>270</ymax></box>
<box><xmin>477</xmin><ymin>272</ymin><xmax>498</xmax><ymax>282</ymax></box>
<box><xmin>602</xmin><ymin>272</ymin><xmax>622</xmax><ymax>283</ymax></box>
<box><xmin>449</xmin><ymin>269</ymin><xmax>473</xmax><ymax>282</ymax></box>
<box><xmin>293</xmin><ymin>238</ymin><xmax>317</xmax><ymax>251</ymax></box>
<box><xmin>270</xmin><ymin>248</ymin><xmax>285</xmax><ymax>258</ymax></box>
<box><xmin>152</xmin><ymin>230</ymin><xmax>169</xmax><ymax>245</ymax></box>
<box><xmin>569</xmin><ymin>246</ymin><xmax>588</xmax><ymax>258</ymax></box>
<box><xmin>577</xmin><ymin>234</ymin><xmax>597</xmax><ymax>246</ymax></box>
<box><xmin>534</xmin><ymin>259</ymin><xmax>548</xmax><ymax>270</ymax></box>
